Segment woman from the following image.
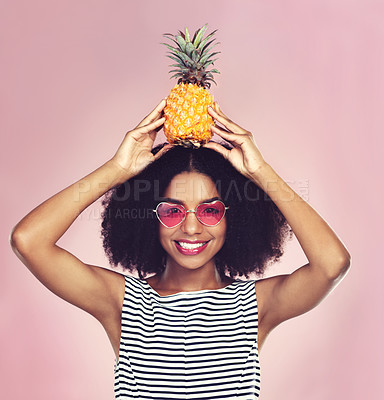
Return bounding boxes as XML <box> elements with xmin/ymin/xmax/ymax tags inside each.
<box><xmin>10</xmin><ymin>99</ymin><xmax>351</xmax><ymax>399</ymax></box>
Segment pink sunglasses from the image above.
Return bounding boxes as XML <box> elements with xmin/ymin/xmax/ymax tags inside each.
<box><xmin>153</xmin><ymin>200</ymin><xmax>229</xmax><ymax>228</ymax></box>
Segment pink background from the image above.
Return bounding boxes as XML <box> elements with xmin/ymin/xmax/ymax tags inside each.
<box><xmin>2</xmin><ymin>0</ymin><xmax>383</xmax><ymax>399</ymax></box>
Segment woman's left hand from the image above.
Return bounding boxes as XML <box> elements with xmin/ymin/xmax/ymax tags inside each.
<box><xmin>203</xmin><ymin>102</ymin><xmax>268</xmax><ymax>180</ymax></box>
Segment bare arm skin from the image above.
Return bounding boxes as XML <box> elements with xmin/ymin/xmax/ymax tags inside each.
<box><xmin>9</xmin><ymin>100</ymin><xmax>172</xmax><ymax>325</ymax></box>
<box><xmin>205</xmin><ymin>103</ymin><xmax>351</xmax><ymax>338</ymax></box>
<box><xmin>250</xmin><ymin>163</ymin><xmax>351</xmax><ymax>334</ymax></box>
<box><xmin>10</xmin><ymin>161</ymin><xmax>129</xmax><ymax>321</ymax></box>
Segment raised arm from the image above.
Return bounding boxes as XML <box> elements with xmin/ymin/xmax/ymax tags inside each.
<box><xmin>248</xmin><ymin>163</ymin><xmax>350</xmax><ymax>328</ymax></box>
<box><xmin>205</xmin><ymin>103</ymin><xmax>351</xmax><ymax>331</ymax></box>
<box><xmin>9</xmin><ymin>99</ymin><xmax>171</xmax><ymax>323</ymax></box>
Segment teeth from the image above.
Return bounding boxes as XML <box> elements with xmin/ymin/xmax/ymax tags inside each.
<box><xmin>177</xmin><ymin>241</ymin><xmax>207</xmax><ymax>250</ymax></box>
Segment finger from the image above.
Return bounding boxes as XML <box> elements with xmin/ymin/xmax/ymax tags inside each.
<box><xmin>214</xmin><ymin>102</ymin><xmax>233</xmax><ymax>119</ymax></box>
<box><xmin>211</xmin><ymin>103</ymin><xmax>228</xmax><ymax>127</ymax></box>
<box><xmin>148</xmin><ymin>117</ymin><xmax>166</xmax><ymax>140</ymax></box>
<box><xmin>136</xmin><ymin>99</ymin><xmax>166</xmax><ymax>128</ymax></box>
<box><xmin>211</xmin><ymin>124</ymin><xmax>248</xmax><ymax>147</ymax></box>
<box><xmin>134</xmin><ymin>117</ymin><xmax>165</xmax><ymax>137</ymax></box>
<box><xmin>213</xmin><ymin>102</ymin><xmax>225</xmax><ymax>116</ymax></box>
<box><xmin>136</xmin><ymin>99</ymin><xmax>167</xmax><ymax>128</ymax></box>
<box><xmin>149</xmin><ymin>130</ymin><xmax>163</xmax><ymax>144</ymax></box>
<box><xmin>208</xmin><ymin>106</ymin><xmax>247</xmax><ymax>134</ymax></box>
<box><xmin>202</xmin><ymin>141</ymin><xmax>231</xmax><ymax>159</ymax></box>
<box><xmin>152</xmin><ymin>143</ymin><xmax>173</xmax><ymax>161</ymax></box>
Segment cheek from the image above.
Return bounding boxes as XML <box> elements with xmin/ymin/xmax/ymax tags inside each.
<box><xmin>158</xmin><ymin>225</ymin><xmax>175</xmax><ymax>247</ymax></box>
<box><xmin>220</xmin><ymin>219</ymin><xmax>228</xmax><ymax>242</ymax></box>
<box><xmin>212</xmin><ymin>219</ymin><xmax>227</xmax><ymax>241</ymax></box>
<box><xmin>221</xmin><ymin>217</ymin><xmax>227</xmax><ymax>234</ymax></box>
<box><xmin>158</xmin><ymin>225</ymin><xmax>166</xmax><ymax>244</ymax></box>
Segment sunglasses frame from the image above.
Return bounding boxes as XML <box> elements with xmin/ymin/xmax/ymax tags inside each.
<box><xmin>152</xmin><ymin>199</ymin><xmax>229</xmax><ymax>228</ymax></box>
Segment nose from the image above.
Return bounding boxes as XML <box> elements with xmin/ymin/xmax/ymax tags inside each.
<box><xmin>180</xmin><ymin>210</ymin><xmax>204</xmax><ymax>235</ymax></box>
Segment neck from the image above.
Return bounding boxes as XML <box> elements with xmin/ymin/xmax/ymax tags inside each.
<box><xmin>155</xmin><ymin>259</ymin><xmax>227</xmax><ymax>292</ymax></box>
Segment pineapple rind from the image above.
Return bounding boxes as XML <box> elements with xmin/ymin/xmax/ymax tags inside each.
<box><xmin>164</xmin><ymin>83</ymin><xmax>214</xmax><ymax>148</ymax></box>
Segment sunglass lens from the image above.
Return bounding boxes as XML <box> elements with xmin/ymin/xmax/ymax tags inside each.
<box><xmin>157</xmin><ymin>203</ymin><xmax>184</xmax><ymax>227</ymax></box>
<box><xmin>197</xmin><ymin>201</ymin><xmax>226</xmax><ymax>226</ymax></box>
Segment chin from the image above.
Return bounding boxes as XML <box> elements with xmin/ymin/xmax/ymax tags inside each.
<box><xmin>162</xmin><ymin>239</ymin><xmax>224</xmax><ymax>270</ymax></box>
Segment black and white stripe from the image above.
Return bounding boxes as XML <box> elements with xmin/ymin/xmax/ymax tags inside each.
<box><xmin>114</xmin><ymin>275</ymin><xmax>260</xmax><ymax>399</ymax></box>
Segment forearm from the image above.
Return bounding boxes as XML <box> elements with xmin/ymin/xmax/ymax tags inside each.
<box><xmin>11</xmin><ymin>159</ymin><xmax>131</xmax><ymax>250</ymax></box>
<box><xmin>252</xmin><ymin>163</ymin><xmax>351</xmax><ymax>278</ymax></box>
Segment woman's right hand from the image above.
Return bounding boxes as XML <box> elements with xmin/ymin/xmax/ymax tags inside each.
<box><xmin>109</xmin><ymin>99</ymin><xmax>173</xmax><ymax>182</ymax></box>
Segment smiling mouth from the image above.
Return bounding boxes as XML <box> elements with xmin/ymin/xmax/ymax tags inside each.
<box><xmin>174</xmin><ymin>240</ymin><xmax>210</xmax><ymax>250</ymax></box>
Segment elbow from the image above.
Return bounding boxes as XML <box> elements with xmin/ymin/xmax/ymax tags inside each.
<box><xmin>9</xmin><ymin>226</ymin><xmax>19</xmax><ymax>249</ymax></box>
<box><xmin>327</xmin><ymin>254</ymin><xmax>351</xmax><ymax>281</ymax></box>
<box><xmin>9</xmin><ymin>225</ymin><xmax>31</xmax><ymax>254</ymax></box>
<box><xmin>338</xmin><ymin>254</ymin><xmax>351</xmax><ymax>276</ymax></box>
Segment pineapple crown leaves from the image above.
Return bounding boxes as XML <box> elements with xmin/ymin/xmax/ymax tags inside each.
<box><xmin>162</xmin><ymin>24</ymin><xmax>220</xmax><ymax>89</ymax></box>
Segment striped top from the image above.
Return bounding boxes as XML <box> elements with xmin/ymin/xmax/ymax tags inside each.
<box><xmin>114</xmin><ymin>275</ymin><xmax>260</xmax><ymax>399</ymax></box>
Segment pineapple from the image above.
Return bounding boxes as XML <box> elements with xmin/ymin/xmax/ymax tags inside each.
<box><xmin>162</xmin><ymin>24</ymin><xmax>220</xmax><ymax>148</ymax></box>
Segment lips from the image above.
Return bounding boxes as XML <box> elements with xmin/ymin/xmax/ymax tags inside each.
<box><xmin>174</xmin><ymin>240</ymin><xmax>210</xmax><ymax>255</ymax></box>
<box><xmin>174</xmin><ymin>239</ymin><xmax>208</xmax><ymax>244</ymax></box>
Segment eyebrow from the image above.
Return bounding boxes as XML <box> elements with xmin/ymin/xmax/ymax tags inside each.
<box><xmin>161</xmin><ymin>196</ymin><xmax>222</xmax><ymax>205</ymax></box>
